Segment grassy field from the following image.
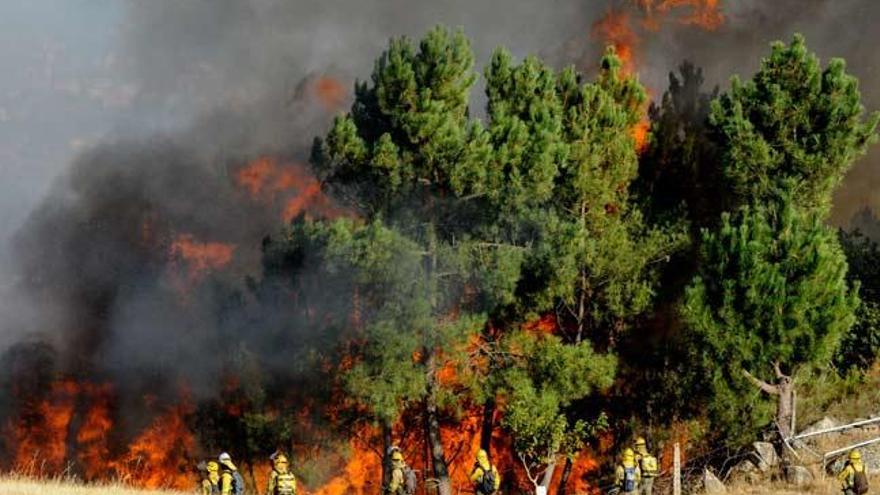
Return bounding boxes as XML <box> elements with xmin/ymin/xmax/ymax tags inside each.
<box><xmin>0</xmin><ymin>476</ymin><xmax>189</xmax><ymax>495</ymax></box>
<box><xmin>0</xmin><ymin>476</ymin><xmax>846</xmax><ymax>495</ymax></box>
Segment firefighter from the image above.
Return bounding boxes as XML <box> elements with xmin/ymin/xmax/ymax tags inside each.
<box><xmin>470</xmin><ymin>449</ymin><xmax>501</xmax><ymax>495</ymax></box>
<box><xmin>634</xmin><ymin>437</ymin><xmax>658</xmax><ymax>495</ymax></box>
<box><xmin>266</xmin><ymin>451</ymin><xmax>297</xmax><ymax>495</ymax></box>
<box><xmin>201</xmin><ymin>460</ymin><xmax>221</xmax><ymax>495</ymax></box>
<box><xmin>219</xmin><ymin>452</ymin><xmax>245</xmax><ymax>495</ymax></box>
<box><xmin>838</xmin><ymin>449</ymin><xmax>869</xmax><ymax>495</ymax></box>
<box><xmin>385</xmin><ymin>447</ymin><xmax>415</xmax><ymax>495</ymax></box>
<box><xmin>615</xmin><ymin>448</ymin><xmax>641</xmax><ymax>494</ymax></box>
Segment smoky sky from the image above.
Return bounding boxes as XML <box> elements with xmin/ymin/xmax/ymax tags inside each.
<box><xmin>2</xmin><ymin>0</ymin><xmax>880</xmax><ymax>393</ymax></box>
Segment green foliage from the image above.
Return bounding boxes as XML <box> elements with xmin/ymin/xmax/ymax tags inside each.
<box><xmin>836</xmin><ymin>230</ymin><xmax>880</xmax><ymax>371</ymax></box>
<box><xmin>709</xmin><ymin>34</ymin><xmax>878</xmax><ymax>214</ymax></box>
<box><xmin>500</xmin><ymin>331</ymin><xmax>614</xmax><ymax>473</ymax></box>
<box><xmin>481</xmin><ymin>47</ymin><xmax>686</xmax><ymax>346</ymax></box>
<box><xmin>314</xmin><ymin>26</ymin><xmax>488</xmax><ymax>219</ymax></box>
<box><xmin>682</xmin><ymin>201</ymin><xmax>857</xmax><ymax>444</ymax></box>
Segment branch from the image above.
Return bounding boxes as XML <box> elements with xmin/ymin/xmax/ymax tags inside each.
<box><xmin>773</xmin><ymin>361</ymin><xmax>787</xmax><ymax>380</ymax></box>
<box><xmin>742</xmin><ymin>369</ymin><xmax>779</xmax><ymax>395</ymax></box>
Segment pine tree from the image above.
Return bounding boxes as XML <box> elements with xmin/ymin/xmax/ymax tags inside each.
<box><xmin>683</xmin><ymin>34</ymin><xmax>877</xmax><ymax>443</ymax></box>
<box><xmin>683</xmin><ymin>201</ymin><xmax>857</xmax><ymax>442</ymax></box>
<box><xmin>312</xmin><ymin>27</ymin><xmax>520</xmax><ymax>495</ymax></box>
<box><xmin>709</xmin><ymin>34</ymin><xmax>878</xmax><ymax>215</ymax></box>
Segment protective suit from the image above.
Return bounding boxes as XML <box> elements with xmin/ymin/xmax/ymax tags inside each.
<box><xmin>615</xmin><ymin>448</ymin><xmax>641</xmax><ymax>494</ymax></box>
<box><xmin>838</xmin><ymin>450</ymin><xmax>869</xmax><ymax>495</ymax></box>
<box><xmin>266</xmin><ymin>453</ymin><xmax>297</xmax><ymax>495</ymax></box>
<box><xmin>202</xmin><ymin>460</ymin><xmax>221</xmax><ymax>495</ymax></box>
<box><xmin>634</xmin><ymin>437</ymin><xmax>658</xmax><ymax>495</ymax></box>
<box><xmin>385</xmin><ymin>449</ymin><xmax>409</xmax><ymax>495</ymax></box>
<box><xmin>470</xmin><ymin>449</ymin><xmax>501</xmax><ymax>495</ymax></box>
<box><xmin>219</xmin><ymin>452</ymin><xmax>243</xmax><ymax>495</ymax></box>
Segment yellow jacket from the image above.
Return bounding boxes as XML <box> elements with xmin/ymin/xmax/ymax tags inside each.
<box><xmin>220</xmin><ymin>461</ymin><xmax>239</xmax><ymax>495</ymax></box>
<box><xmin>838</xmin><ymin>460</ymin><xmax>866</xmax><ymax>489</ymax></box>
<box><xmin>266</xmin><ymin>468</ymin><xmax>297</xmax><ymax>495</ymax></box>
<box><xmin>470</xmin><ymin>462</ymin><xmax>501</xmax><ymax>493</ymax></box>
<box><xmin>615</xmin><ymin>460</ymin><xmax>641</xmax><ymax>492</ymax></box>
<box><xmin>386</xmin><ymin>460</ymin><xmax>407</xmax><ymax>495</ymax></box>
<box><xmin>202</xmin><ymin>472</ymin><xmax>220</xmax><ymax>495</ymax></box>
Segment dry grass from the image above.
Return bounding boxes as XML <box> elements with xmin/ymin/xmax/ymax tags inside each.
<box><xmin>0</xmin><ymin>476</ymin><xmax>188</xmax><ymax>495</ymax></box>
<box><xmin>726</xmin><ymin>477</ymin><xmax>838</xmax><ymax>494</ymax></box>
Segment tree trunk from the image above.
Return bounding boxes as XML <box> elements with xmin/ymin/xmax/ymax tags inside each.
<box><xmin>381</xmin><ymin>421</ymin><xmax>392</xmax><ymax>490</ymax></box>
<box><xmin>480</xmin><ymin>397</ymin><xmax>495</xmax><ymax>452</ymax></box>
<box><xmin>540</xmin><ymin>457</ymin><xmax>557</xmax><ymax>491</ymax></box>
<box><xmin>425</xmin><ymin>353</ymin><xmax>452</xmax><ymax>495</ymax></box>
<box><xmin>776</xmin><ymin>375</ymin><xmax>794</xmax><ymax>439</ymax></box>
<box><xmin>557</xmin><ymin>457</ymin><xmax>574</xmax><ymax>495</ymax></box>
<box><xmin>742</xmin><ymin>362</ymin><xmax>795</xmax><ymax>439</ymax></box>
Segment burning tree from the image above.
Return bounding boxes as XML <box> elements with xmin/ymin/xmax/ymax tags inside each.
<box><xmin>311</xmin><ymin>27</ymin><xmax>523</xmax><ymax>495</ymax></box>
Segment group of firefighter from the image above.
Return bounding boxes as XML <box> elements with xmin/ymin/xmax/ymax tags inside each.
<box><xmin>196</xmin><ymin>447</ymin><xmax>498</xmax><ymax>495</ymax></box>
<box><xmin>197</xmin><ymin>436</ymin><xmax>870</xmax><ymax>495</ymax></box>
<box><xmin>199</xmin><ymin>451</ymin><xmax>295</xmax><ymax>495</ymax></box>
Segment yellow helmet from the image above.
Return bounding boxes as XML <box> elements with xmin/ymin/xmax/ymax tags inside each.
<box><xmin>849</xmin><ymin>450</ymin><xmax>861</xmax><ymax>461</ymax></box>
<box><xmin>391</xmin><ymin>450</ymin><xmax>404</xmax><ymax>462</ymax></box>
<box><xmin>635</xmin><ymin>437</ymin><xmax>646</xmax><ymax>447</ymax></box>
<box><xmin>477</xmin><ymin>449</ymin><xmax>489</xmax><ymax>464</ymax></box>
<box><xmin>623</xmin><ymin>448</ymin><xmax>635</xmax><ymax>460</ymax></box>
<box><xmin>206</xmin><ymin>461</ymin><xmax>219</xmax><ymax>473</ymax></box>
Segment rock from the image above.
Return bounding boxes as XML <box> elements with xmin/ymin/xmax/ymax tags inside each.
<box><xmin>703</xmin><ymin>469</ymin><xmax>727</xmax><ymax>494</ymax></box>
<box><xmin>798</xmin><ymin>417</ymin><xmax>839</xmax><ymax>438</ymax></box>
<box><xmin>785</xmin><ymin>465</ymin><xmax>813</xmax><ymax>487</ymax></box>
<box><xmin>752</xmin><ymin>442</ymin><xmax>779</xmax><ymax>471</ymax></box>
<box><xmin>727</xmin><ymin>459</ymin><xmax>761</xmax><ymax>484</ymax></box>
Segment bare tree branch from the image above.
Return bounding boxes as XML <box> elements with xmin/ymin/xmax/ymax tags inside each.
<box><xmin>742</xmin><ymin>369</ymin><xmax>779</xmax><ymax>395</ymax></box>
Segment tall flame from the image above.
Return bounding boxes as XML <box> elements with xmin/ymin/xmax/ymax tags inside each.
<box><xmin>108</xmin><ymin>395</ymin><xmax>196</xmax><ymax>490</ymax></box>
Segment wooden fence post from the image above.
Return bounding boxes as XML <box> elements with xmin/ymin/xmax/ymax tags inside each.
<box><xmin>673</xmin><ymin>442</ymin><xmax>681</xmax><ymax>495</ymax></box>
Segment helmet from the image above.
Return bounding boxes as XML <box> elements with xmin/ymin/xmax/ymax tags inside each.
<box><xmin>635</xmin><ymin>437</ymin><xmax>646</xmax><ymax>447</ymax></box>
<box><xmin>206</xmin><ymin>461</ymin><xmax>219</xmax><ymax>473</ymax></box>
<box><xmin>274</xmin><ymin>453</ymin><xmax>289</xmax><ymax>465</ymax></box>
<box><xmin>477</xmin><ymin>449</ymin><xmax>489</xmax><ymax>464</ymax></box>
<box><xmin>219</xmin><ymin>452</ymin><xmax>232</xmax><ymax>464</ymax></box>
<box><xmin>623</xmin><ymin>448</ymin><xmax>635</xmax><ymax>460</ymax></box>
<box><xmin>850</xmin><ymin>450</ymin><xmax>862</xmax><ymax>461</ymax></box>
<box><xmin>391</xmin><ymin>450</ymin><xmax>404</xmax><ymax>462</ymax></box>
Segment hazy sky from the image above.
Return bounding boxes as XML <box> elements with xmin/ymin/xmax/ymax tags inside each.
<box><xmin>2</xmin><ymin>0</ymin><xmax>880</xmax><ymax>290</ymax></box>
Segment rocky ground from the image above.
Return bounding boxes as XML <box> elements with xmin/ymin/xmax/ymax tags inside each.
<box><xmin>702</xmin><ymin>415</ymin><xmax>880</xmax><ymax>494</ymax></box>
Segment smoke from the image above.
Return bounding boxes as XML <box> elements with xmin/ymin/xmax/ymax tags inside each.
<box><xmin>2</xmin><ymin>0</ymin><xmax>880</xmax><ymax>468</ymax></box>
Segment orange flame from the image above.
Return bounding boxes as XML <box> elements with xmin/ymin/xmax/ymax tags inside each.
<box><xmin>7</xmin><ymin>379</ymin><xmax>78</xmax><ymax>475</ymax></box>
<box><xmin>76</xmin><ymin>383</ymin><xmax>114</xmax><ymax>480</ymax></box>
<box><xmin>312</xmin><ymin>76</ymin><xmax>347</xmax><ymax>111</ymax></box>
<box><xmin>108</xmin><ymin>395</ymin><xmax>196</xmax><ymax>490</ymax></box>
<box><xmin>311</xmin><ymin>425</ymin><xmax>381</xmax><ymax>495</ymax></box>
<box><xmin>592</xmin><ymin>9</ymin><xmax>639</xmax><ymax>75</ymax></box>
<box><xmin>169</xmin><ymin>234</ymin><xmax>235</xmax><ymax>280</ymax></box>
<box><xmin>639</xmin><ymin>0</ymin><xmax>724</xmax><ymax>31</ymax></box>
<box><xmin>523</xmin><ymin>313</ymin><xmax>558</xmax><ymax>335</ymax></box>
<box><xmin>235</xmin><ymin>157</ymin><xmax>348</xmax><ymax>223</ymax></box>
